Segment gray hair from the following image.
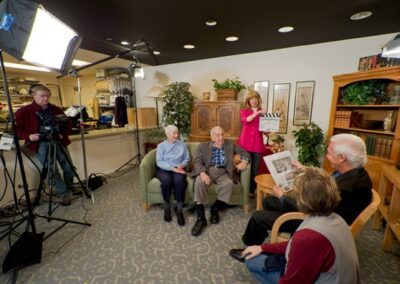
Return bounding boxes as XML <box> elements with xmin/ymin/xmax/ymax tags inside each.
<box><xmin>330</xmin><ymin>133</ymin><xmax>367</xmax><ymax>168</ymax></box>
<box><xmin>165</xmin><ymin>125</ymin><xmax>179</xmax><ymax>136</ymax></box>
<box><xmin>210</xmin><ymin>126</ymin><xmax>224</xmax><ymax>136</ymax></box>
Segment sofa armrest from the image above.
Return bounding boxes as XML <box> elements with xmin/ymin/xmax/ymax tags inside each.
<box><xmin>139</xmin><ymin>149</ymin><xmax>157</xmax><ymax>202</ymax></box>
<box><xmin>240</xmin><ymin>162</ymin><xmax>251</xmax><ymax>205</ymax></box>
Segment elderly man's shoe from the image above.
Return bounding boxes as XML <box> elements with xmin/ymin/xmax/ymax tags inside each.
<box><xmin>229</xmin><ymin>248</ymin><xmax>246</xmax><ymax>263</ymax></box>
<box><xmin>210</xmin><ymin>208</ymin><xmax>220</xmax><ymax>224</ymax></box>
<box><xmin>59</xmin><ymin>193</ymin><xmax>71</xmax><ymax>206</ymax></box>
<box><xmin>191</xmin><ymin>218</ymin><xmax>207</xmax><ymax>236</ymax></box>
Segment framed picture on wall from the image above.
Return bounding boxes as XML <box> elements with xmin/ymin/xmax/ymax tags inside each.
<box><xmin>253</xmin><ymin>81</ymin><xmax>269</xmax><ymax>109</ymax></box>
<box><xmin>293</xmin><ymin>81</ymin><xmax>315</xmax><ymax>126</ymax></box>
<box><xmin>272</xmin><ymin>83</ymin><xmax>291</xmax><ymax>133</ymax></box>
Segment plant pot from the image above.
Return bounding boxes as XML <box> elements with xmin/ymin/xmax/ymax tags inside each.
<box><xmin>216</xmin><ymin>89</ymin><xmax>238</xmax><ymax>101</ymax></box>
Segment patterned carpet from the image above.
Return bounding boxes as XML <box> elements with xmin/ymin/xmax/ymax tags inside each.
<box><xmin>0</xmin><ymin>167</ymin><xmax>399</xmax><ymax>283</ymax></box>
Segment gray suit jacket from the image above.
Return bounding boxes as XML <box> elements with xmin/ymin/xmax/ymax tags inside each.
<box><xmin>191</xmin><ymin>139</ymin><xmax>250</xmax><ymax>182</ymax></box>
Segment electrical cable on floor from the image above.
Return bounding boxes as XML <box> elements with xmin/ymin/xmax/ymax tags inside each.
<box><xmin>91</xmin><ymin>163</ymin><xmax>137</xmax><ymax>180</ymax></box>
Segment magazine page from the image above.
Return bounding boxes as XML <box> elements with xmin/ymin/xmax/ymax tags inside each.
<box><xmin>263</xmin><ymin>150</ymin><xmax>295</xmax><ymax>192</ymax></box>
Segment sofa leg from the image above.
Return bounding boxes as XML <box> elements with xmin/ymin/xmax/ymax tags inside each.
<box><xmin>243</xmin><ymin>204</ymin><xmax>249</xmax><ymax>215</ymax></box>
<box><xmin>144</xmin><ymin>203</ymin><xmax>150</xmax><ymax>211</ymax></box>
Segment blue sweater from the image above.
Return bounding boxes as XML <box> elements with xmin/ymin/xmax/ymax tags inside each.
<box><xmin>156</xmin><ymin>140</ymin><xmax>190</xmax><ymax>171</ymax></box>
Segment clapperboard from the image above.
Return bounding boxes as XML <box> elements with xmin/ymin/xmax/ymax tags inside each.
<box><xmin>259</xmin><ymin>113</ymin><xmax>280</xmax><ymax>132</ymax></box>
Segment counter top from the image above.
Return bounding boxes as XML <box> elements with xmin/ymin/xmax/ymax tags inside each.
<box><xmin>69</xmin><ymin>126</ymin><xmax>155</xmax><ymax>141</ymax></box>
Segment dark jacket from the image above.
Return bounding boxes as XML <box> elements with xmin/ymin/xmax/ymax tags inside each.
<box><xmin>280</xmin><ymin>167</ymin><xmax>372</xmax><ymax>225</ymax></box>
<box><xmin>191</xmin><ymin>139</ymin><xmax>250</xmax><ymax>182</ymax></box>
<box><xmin>15</xmin><ymin>102</ymin><xmax>72</xmax><ymax>153</ymax></box>
<box><xmin>334</xmin><ymin>167</ymin><xmax>372</xmax><ymax>225</ymax></box>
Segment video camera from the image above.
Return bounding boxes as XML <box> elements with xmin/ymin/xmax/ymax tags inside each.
<box><xmin>36</xmin><ymin>112</ymin><xmax>69</xmax><ymax>141</ymax></box>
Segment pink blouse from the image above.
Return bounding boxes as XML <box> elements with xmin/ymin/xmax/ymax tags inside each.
<box><xmin>237</xmin><ymin>108</ymin><xmax>265</xmax><ymax>153</ymax></box>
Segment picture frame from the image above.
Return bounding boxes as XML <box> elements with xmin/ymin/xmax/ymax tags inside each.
<box><xmin>272</xmin><ymin>83</ymin><xmax>291</xmax><ymax>133</ymax></box>
<box><xmin>253</xmin><ymin>81</ymin><xmax>269</xmax><ymax>109</ymax></box>
<box><xmin>293</xmin><ymin>81</ymin><xmax>315</xmax><ymax>126</ymax></box>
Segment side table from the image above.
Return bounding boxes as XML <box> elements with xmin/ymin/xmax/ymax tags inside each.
<box><xmin>255</xmin><ymin>174</ymin><xmax>276</xmax><ymax>210</ymax></box>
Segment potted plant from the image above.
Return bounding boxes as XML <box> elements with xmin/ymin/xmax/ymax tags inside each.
<box><xmin>212</xmin><ymin>77</ymin><xmax>245</xmax><ymax>101</ymax></box>
<box><xmin>341</xmin><ymin>80</ymin><xmax>388</xmax><ymax>105</ymax></box>
<box><xmin>292</xmin><ymin>122</ymin><xmax>325</xmax><ymax>166</ymax></box>
<box><xmin>159</xmin><ymin>82</ymin><xmax>196</xmax><ymax>139</ymax></box>
<box><xmin>268</xmin><ymin>133</ymin><xmax>285</xmax><ymax>153</ymax></box>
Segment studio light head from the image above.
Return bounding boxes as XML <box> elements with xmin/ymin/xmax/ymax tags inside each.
<box><xmin>0</xmin><ymin>0</ymin><xmax>82</xmax><ymax>74</ymax></box>
<box><xmin>382</xmin><ymin>34</ymin><xmax>400</xmax><ymax>58</ymax></box>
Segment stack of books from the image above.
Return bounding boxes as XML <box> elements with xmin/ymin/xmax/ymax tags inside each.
<box><xmin>361</xmin><ymin>135</ymin><xmax>393</xmax><ymax>159</ymax></box>
<box><xmin>334</xmin><ymin>111</ymin><xmax>359</xmax><ymax>128</ymax></box>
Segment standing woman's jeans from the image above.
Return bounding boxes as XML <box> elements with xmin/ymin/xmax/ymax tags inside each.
<box><xmin>249</xmin><ymin>152</ymin><xmax>261</xmax><ymax>194</ymax></box>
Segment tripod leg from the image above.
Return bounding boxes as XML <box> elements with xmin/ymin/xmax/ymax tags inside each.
<box><xmin>56</xmin><ymin>142</ymin><xmax>92</xmax><ymax>199</ymax></box>
<box><xmin>34</xmin><ymin>147</ymin><xmax>50</xmax><ymax>206</ymax></box>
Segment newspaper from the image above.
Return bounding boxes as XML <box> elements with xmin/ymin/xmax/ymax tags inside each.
<box><xmin>263</xmin><ymin>150</ymin><xmax>295</xmax><ymax>192</ymax></box>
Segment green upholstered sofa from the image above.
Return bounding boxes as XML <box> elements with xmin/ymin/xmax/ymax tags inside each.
<box><xmin>139</xmin><ymin>142</ymin><xmax>251</xmax><ymax>214</ymax></box>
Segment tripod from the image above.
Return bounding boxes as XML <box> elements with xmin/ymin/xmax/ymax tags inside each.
<box><xmin>33</xmin><ymin>137</ymin><xmax>91</xmax><ymax>238</ymax></box>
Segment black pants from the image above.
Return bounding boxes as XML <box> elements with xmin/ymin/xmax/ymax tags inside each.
<box><xmin>156</xmin><ymin>168</ymin><xmax>187</xmax><ymax>203</ymax></box>
<box><xmin>241</xmin><ymin>196</ymin><xmax>301</xmax><ymax>246</ymax></box>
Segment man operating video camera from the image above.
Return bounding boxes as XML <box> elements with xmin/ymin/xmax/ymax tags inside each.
<box><xmin>15</xmin><ymin>84</ymin><xmax>77</xmax><ymax>206</ymax></box>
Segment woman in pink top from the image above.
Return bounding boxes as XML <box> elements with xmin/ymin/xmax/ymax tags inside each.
<box><xmin>237</xmin><ymin>91</ymin><xmax>268</xmax><ymax>198</ymax></box>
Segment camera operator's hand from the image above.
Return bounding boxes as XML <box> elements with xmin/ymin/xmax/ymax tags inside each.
<box><xmin>29</xmin><ymin>133</ymin><xmax>40</xmax><ymax>142</ymax></box>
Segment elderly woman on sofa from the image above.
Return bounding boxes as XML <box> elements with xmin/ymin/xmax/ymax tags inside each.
<box><xmin>156</xmin><ymin>125</ymin><xmax>190</xmax><ymax>226</ymax></box>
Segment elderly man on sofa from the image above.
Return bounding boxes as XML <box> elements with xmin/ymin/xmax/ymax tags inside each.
<box><xmin>191</xmin><ymin>126</ymin><xmax>250</xmax><ymax>236</ymax></box>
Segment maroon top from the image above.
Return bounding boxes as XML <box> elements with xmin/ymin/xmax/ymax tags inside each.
<box><xmin>15</xmin><ymin>102</ymin><xmax>72</xmax><ymax>153</ymax></box>
<box><xmin>261</xmin><ymin>229</ymin><xmax>335</xmax><ymax>283</ymax></box>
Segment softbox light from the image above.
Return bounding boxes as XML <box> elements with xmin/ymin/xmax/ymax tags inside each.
<box><xmin>382</xmin><ymin>34</ymin><xmax>400</xmax><ymax>59</ymax></box>
<box><xmin>0</xmin><ymin>0</ymin><xmax>82</xmax><ymax>74</ymax></box>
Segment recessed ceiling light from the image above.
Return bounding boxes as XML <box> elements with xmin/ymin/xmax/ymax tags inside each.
<box><xmin>278</xmin><ymin>26</ymin><xmax>294</xmax><ymax>33</ymax></box>
<box><xmin>106</xmin><ymin>37</ymin><xmax>113</xmax><ymax>41</ymax></box>
<box><xmin>183</xmin><ymin>44</ymin><xmax>195</xmax><ymax>49</ymax></box>
<box><xmin>205</xmin><ymin>20</ymin><xmax>217</xmax><ymax>26</ymax></box>
<box><xmin>350</xmin><ymin>11</ymin><xmax>372</xmax><ymax>20</ymax></box>
<box><xmin>153</xmin><ymin>51</ymin><xmax>160</xmax><ymax>55</ymax></box>
<box><xmin>121</xmin><ymin>40</ymin><xmax>130</xmax><ymax>45</ymax></box>
<box><xmin>225</xmin><ymin>36</ymin><xmax>239</xmax><ymax>42</ymax></box>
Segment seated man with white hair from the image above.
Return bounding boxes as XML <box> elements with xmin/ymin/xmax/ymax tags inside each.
<box><xmin>232</xmin><ymin>133</ymin><xmax>372</xmax><ymax>254</ymax></box>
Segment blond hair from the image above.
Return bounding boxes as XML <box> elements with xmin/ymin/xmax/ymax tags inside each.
<box><xmin>245</xmin><ymin>90</ymin><xmax>262</xmax><ymax>108</ymax></box>
<box><xmin>293</xmin><ymin>167</ymin><xmax>340</xmax><ymax>216</ymax></box>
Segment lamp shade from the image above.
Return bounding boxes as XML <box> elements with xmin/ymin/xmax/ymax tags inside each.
<box><xmin>0</xmin><ymin>0</ymin><xmax>82</xmax><ymax>74</ymax></box>
<box><xmin>382</xmin><ymin>34</ymin><xmax>400</xmax><ymax>58</ymax></box>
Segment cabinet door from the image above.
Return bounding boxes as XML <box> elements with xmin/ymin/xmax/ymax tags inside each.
<box><xmin>192</xmin><ymin>103</ymin><xmax>214</xmax><ymax>136</ymax></box>
<box><xmin>215</xmin><ymin>102</ymin><xmax>240</xmax><ymax>137</ymax></box>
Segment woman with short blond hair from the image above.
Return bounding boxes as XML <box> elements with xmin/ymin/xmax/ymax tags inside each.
<box><xmin>243</xmin><ymin>167</ymin><xmax>360</xmax><ymax>284</ymax></box>
<box><xmin>237</xmin><ymin>90</ymin><xmax>268</xmax><ymax>199</ymax></box>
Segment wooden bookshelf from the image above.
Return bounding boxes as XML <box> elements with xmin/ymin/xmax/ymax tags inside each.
<box><xmin>324</xmin><ymin>67</ymin><xmax>400</xmax><ymax>190</ymax></box>
<box><xmin>371</xmin><ymin>165</ymin><xmax>400</xmax><ymax>252</ymax></box>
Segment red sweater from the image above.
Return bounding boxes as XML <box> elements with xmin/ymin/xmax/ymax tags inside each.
<box><xmin>14</xmin><ymin>102</ymin><xmax>71</xmax><ymax>153</ymax></box>
<box><xmin>261</xmin><ymin>229</ymin><xmax>335</xmax><ymax>283</ymax></box>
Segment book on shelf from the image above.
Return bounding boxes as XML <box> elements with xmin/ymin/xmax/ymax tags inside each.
<box><xmin>374</xmin><ymin>138</ymin><xmax>382</xmax><ymax>158</ymax></box>
<box><xmin>384</xmin><ymin>139</ymin><xmax>393</xmax><ymax>159</ymax></box>
<box><xmin>263</xmin><ymin>150</ymin><xmax>296</xmax><ymax>192</ymax></box>
<box><xmin>334</xmin><ymin>111</ymin><xmax>359</xmax><ymax>128</ymax></box>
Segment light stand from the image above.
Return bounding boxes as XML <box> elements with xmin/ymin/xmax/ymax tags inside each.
<box><xmin>68</xmin><ymin>69</ymin><xmax>94</xmax><ymax>203</ymax></box>
<box><xmin>114</xmin><ymin>61</ymin><xmax>142</xmax><ymax>172</ymax></box>
<box><xmin>0</xmin><ymin>49</ymin><xmax>44</xmax><ymax>273</ymax></box>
